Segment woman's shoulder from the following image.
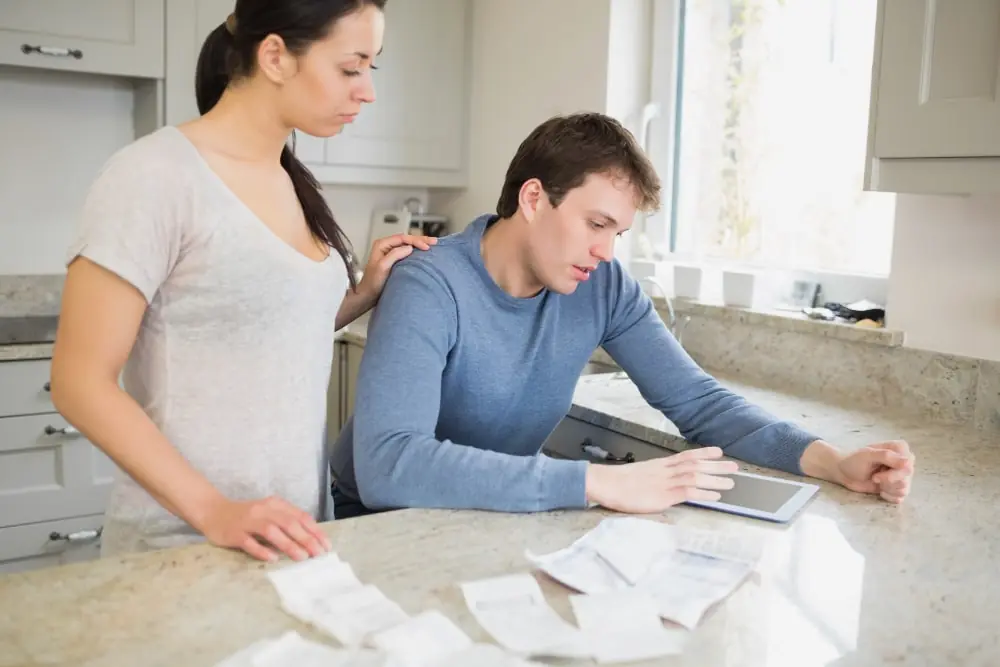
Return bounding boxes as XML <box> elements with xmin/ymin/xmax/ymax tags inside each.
<box><xmin>93</xmin><ymin>126</ymin><xmax>197</xmax><ymax>189</ymax></box>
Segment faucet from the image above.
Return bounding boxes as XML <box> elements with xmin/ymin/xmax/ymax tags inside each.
<box><xmin>638</xmin><ymin>276</ymin><xmax>691</xmax><ymax>345</ymax></box>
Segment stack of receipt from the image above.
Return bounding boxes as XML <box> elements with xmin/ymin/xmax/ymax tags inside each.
<box><xmin>214</xmin><ymin>551</ymin><xmax>551</xmax><ymax>667</ymax></box>
<box><xmin>525</xmin><ymin>517</ymin><xmax>763</xmax><ymax>630</ymax></box>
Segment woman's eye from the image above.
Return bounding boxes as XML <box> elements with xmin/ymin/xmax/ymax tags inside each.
<box><xmin>589</xmin><ymin>220</ymin><xmax>604</xmax><ymax>230</ymax></box>
<box><xmin>342</xmin><ymin>69</ymin><xmax>361</xmax><ymax>77</ymax></box>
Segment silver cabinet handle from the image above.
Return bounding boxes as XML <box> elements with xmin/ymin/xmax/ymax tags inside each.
<box><xmin>43</xmin><ymin>382</ymin><xmax>51</xmax><ymax>392</ymax></box>
<box><xmin>49</xmin><ymin>528</ymin><xmax>102</xmax><ymax>542</ymax></box>
<box><xmin>21</xmin><ymin>44</ymin><xmax>83</xmax><ymax>59</ymax></box>
<box><xmin>44</xmin><ymin>425</ymin><xmax>79</xmax><ymax>436</ymax></box>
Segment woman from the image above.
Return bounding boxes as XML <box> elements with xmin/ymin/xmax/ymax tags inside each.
<box><xmin>50</xmin><ymin>0</ymin><xmax>423</xmax><ymax>563</ymax></box>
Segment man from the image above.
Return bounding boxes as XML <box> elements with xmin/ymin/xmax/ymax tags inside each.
<box><xmin>329</xmin><ymin>112</ymin><xmax>915</xmax><ymax>519</ymax></box>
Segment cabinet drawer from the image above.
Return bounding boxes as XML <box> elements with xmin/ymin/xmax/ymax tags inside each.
<box><xmin>0</xmin><ymin>413</ymin><xmax>116</xmax><ymax>526</ymax></box>
<box><xmin>0</xmin><ymin>0</ymin><xmax>165</xmax><ymax>79</ymax></box>
<box><xmin>0</xmin><ymin>359</ymin><xmax>54</xmax><ymax>418</ymax></box>
<box><xmin>542</xmin><ymin>416</ymin><xmax>679</xmax><ymax>464</ymax></box>
<box><xmin>0</xmin><ymin>514</ymin><xmax>103</xmax><ymax>574</ymax></box>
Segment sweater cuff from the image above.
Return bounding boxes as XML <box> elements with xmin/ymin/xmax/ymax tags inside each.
<box><xmin>540</xmin><ymin>457</ymin><xmax>589</xmax><ymax>510</ymax></box>
<box><xmin>772</xmin><ymin>424</ymin><xmax>822</xmax><ymax>476</ymax></box>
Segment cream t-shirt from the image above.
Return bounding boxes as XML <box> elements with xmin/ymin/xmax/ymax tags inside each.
<box><xmin>68</xmin><ymin>126</ymin><xmax>348</xmax><ymax>556</ymax></box>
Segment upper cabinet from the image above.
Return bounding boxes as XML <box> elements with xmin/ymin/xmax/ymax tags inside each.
<box><xmin>0</xmin><ymin>0</ymin><xmax>165</xmax><ymax>78</ymax></box>
<box><xmin>866</xmin><ymin>0</ymin><xmax>1000</xmax><ymax>194</ymax></box>
<box><xmin>318</xmin><ymin>0</ymin><xmax>470</xmax><ymax>188</ymax></box>
<box><xmin>164</xmin><ymin>0</ymin><xmax>471</xmax><ymax>188</ymax></box>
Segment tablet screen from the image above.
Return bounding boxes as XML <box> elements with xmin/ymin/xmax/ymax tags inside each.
<box><xmin>716</xmin><ymin>473</ymin><xmax>802</xmax><ymax>513</ymax></box>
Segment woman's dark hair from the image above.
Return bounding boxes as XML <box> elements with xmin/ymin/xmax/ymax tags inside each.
<box><xmin>195</xmin><ymin>0</ymin><xmax>387</xmax><ymax>288</ymax></box>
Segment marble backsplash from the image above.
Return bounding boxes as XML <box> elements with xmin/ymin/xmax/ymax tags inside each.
<box><xmin>0</xmin><ymin>274</ymin><xmax>63</xmax><ymax>316</ymax></box>
<box><xmin>650</xmin><ymin>301</ymin><xmax>1000</xmax><ymax>435</ymax></box>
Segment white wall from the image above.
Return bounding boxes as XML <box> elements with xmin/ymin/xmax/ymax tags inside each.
<box><xmin>431</xmin><ymin>0</ymin><xmax>614</xmax><ymax>228</ymax></box>
<box><xmin>0</xmin><ymin>66</ymin><xmax>425</xmax><ymax>276</ymax></box>
<box><xmin>886</xmin><ymin>194</ymin><xmax>1000</xmax><ymax>362</ymax></box>
<box><xmin>0</xmin><ymin>66</ymin><xmax>136</xmax><ymax>275</ymax></box>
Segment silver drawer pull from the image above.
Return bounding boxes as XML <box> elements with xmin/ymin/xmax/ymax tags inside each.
<box><xmin>44</xmin><ymin>425</ymin><xmax>79</xmax><ymax>436</ymax></box>
<box><xmin>581</xmin><ymin>439</ymin><xmax>635</xmax><ymax>464</ymax></box>
<box><xmin>21</xmin><ymin>44</ymin><xmax>83</xmax><ymax>59</ymax></box>
<box><xmin>49</xmin><ymin>528</ymin><xmax>102</xmax><ymax>542</ymax></box>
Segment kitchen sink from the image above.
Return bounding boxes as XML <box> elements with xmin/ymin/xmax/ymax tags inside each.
<box><xmin>0</xmin><ymin>315</ymin><xmax>59</xmax><ymax>345</ymax></box>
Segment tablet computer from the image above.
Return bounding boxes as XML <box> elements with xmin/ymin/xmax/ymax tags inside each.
<box><xmin>685</xmin><ymin>470</ymin><xmax>819</xmax><ymax>523</ymax></box>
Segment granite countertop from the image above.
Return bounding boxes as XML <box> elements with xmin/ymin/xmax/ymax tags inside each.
<box><xmin>1</xmin><ymin>367</ymin><xmax>998</xmax><ymax>666</ymax></box>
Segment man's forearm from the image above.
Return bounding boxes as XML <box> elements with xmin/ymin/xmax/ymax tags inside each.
<box><xmin>799</xmin><ymin>440</ymin><xmax>847</xmax><ymax>485</ymax></box>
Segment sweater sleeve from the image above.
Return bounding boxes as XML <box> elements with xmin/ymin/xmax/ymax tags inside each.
<box><xmin>599</xmin><ymin>263</ymin><xmax>821</xmax><ymax>475</ymax></box>
<box><xmin>352</xmin><ymin>260</ymin><xmax>588</xmax><ymax>512</ymax></box>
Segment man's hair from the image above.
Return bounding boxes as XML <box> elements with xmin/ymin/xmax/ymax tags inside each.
<box><xmin>495</xmin><ymin>112</ymin><xmax>661</xmax><ymax>219</ymax></box>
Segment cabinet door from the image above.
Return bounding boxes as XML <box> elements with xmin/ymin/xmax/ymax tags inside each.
<box><xmin>0</xmin><ymin>413</ymin><xmax>117</xmax><ymax>526</ymax></box>
<box><xmin>164</xmin><ymin>0</ymin><xmax>233</xmax><ymax>125</ymax></box>
<box><xmin>0</xmin><ymin>514</ymin><xmax>103</xmax><ymax>574</ymax></box>
<box><xmin>0</xmin><ymin>0</ymin><xmax>165</xmax><ymax>78</ymax></box>
<box><xmin>873</xmin><ymin>0</ymin><xmax>1000</xmax><ymax>158</ymax></box>
<box><xmin>323</xmin><ymin>0</ymin><xmax>469</xmax><ymax>176</ymax></box>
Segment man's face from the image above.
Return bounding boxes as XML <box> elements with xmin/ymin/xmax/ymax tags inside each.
<box><xmin>524</xmin><ymin>172</ymin><xmax>637</xmax><ymax>295</ymax></box>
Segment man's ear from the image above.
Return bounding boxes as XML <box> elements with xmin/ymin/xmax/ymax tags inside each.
<box><xmin>517</xmin><ymin>179</ymin><xmax>544</xmax><ymax>223</ymax></box>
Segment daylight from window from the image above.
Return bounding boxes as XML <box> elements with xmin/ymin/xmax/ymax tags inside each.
<box><xmin>670</xmin><ymin>0</ymin><xmax>895</xmax><ymax>276</ymax></box>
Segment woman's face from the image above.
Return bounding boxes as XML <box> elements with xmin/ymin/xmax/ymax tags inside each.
<box><xmin>274</xmin><ymin>5</ymin><xmax>385</xmax><ymax>138</ymax></box>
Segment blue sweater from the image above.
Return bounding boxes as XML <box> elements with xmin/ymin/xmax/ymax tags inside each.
<box><xmin>329</xmin><ymin>214</ymin><xmax>821</xmax><ymax>512</ymax></box>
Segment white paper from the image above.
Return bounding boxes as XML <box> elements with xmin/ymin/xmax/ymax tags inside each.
<box><xmin>589</xmin><ymin>517</ymin><xmax>679</xmax><ymax>584</ymax></box>
<box><xmin>676</xmin><ymin>526</ymin><xmax>765</xmax><ymax>565</ymax></box>
<box><xmin>429</xmin><ymin>643</ymin><xmax>552</xmax><ymax>667</ymax></box>
<box><xmin>527</xmin><ymin>518</ymin><xmax>757</xmax><ymax>630</ymax></box>
<box><xmin>251</xmin><ymin>630</ymin><xmax>390</xmax><ymax>667</ymax></box>
<box><xmin>306</xmin><ymin>584</ymin><xmax>411</xmax><ymax>647</ymax></box>
<box><xmin>569</xmin><ymin>591</ymin><xmax>687</xmax><ymax>664</ymax></box>
<box><xmin>461</xmin><ymin>573</ymin><xmax>591</xmax><ymax>659</ymax></box>
<box><xmin>215</xmin><ymin>631</ymin><xmax>394</xmax><ymax>667</ymax></box>
<box><xmin>636</xmin><ymin>550</ymin><xmax>752</xmax><ymax>629</ymax></box>
<box><xmin>368</xmin><ymin>610</ymin><xmax>473</xmax><ymax>667</ymax></box>
<box><xmin>266</xmin><ymin>554</ymin><xmax>409</xmax><ymax>647</ymax></box>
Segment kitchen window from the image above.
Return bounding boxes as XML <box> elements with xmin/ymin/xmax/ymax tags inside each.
<box><xmin>642</xmin><ymin>0</ymin><xmax>895</xmax><ymax>295</ymax></box>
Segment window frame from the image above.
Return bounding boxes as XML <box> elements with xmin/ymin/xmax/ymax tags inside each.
<box><xmin>639</xmin><ymin>0</ymin><xmax>891</xmax><ymax>308</ymax></box>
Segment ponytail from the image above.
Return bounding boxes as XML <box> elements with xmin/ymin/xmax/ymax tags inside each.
<box><xmin>193</xmin><ymin>5</ymin><xmax>363</xmax><ymax>289</ymax></box>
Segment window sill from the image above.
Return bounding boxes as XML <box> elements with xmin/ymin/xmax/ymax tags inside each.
<box><xmin>651</xmin><ymin>296</ymin><xmax>906</xmax><ymax>348</ymax></box>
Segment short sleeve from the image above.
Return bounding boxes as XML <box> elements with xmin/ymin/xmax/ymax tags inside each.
<box><xmin>67</xmin><ymin>146</ymin><xmax>186</xmax><ymax>304</ymax></box>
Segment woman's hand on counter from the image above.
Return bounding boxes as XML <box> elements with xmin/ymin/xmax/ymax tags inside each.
<box><xmin>196</xmin><ymin>495</ymin><xmax>333</xmax><ymax>563</ymax></box>
<box><xmin>585</xmin><ymin>446</ymin><xmax>739</xmax><ymax>513</ymax></box>
<box><xmin>801</xmin><ymin>439</ymin><xmax>915</xmax><ymax>504</ymax></box>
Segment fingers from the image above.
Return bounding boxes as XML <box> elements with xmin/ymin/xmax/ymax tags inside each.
<box><xmin>372</xmin><ymin>233</ymin><xmax>437</xmax><ymax>254</ymax></box>
<box><xmin>665</xmin><ymin>446</ymin><xmax>726</xmax><ymax>464</ymax></box>
<box><xmin>241</xmin><ymin>535</ymin><xmax>278</xmax><ymax>563</ymax></box>
<box><xmin>378</xmin><ymin>244</ymin><xmax>413</xmax><ymax>270</ymax></box>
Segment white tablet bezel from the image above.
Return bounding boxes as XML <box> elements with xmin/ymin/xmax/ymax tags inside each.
<box><xmin>684</xmin><ymin>470</ymin><xmax>820</xmax><ymax>523</ymax></box>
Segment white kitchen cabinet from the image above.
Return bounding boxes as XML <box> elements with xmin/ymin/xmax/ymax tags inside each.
<box><xmin>317</xmin><ymin>0</ymin><xmax>471</xmax><ymax>187</ymax></box>
<box><xmin>163</xmin><ymin>0</ymin><xmax>234</xmax><ymax>125</ymax></box>
<box><xmin>326</xmin><ymin>339</ymin><xmax>365</xmax><ymax>442</ymax></box>
<box><xmin>0</xmin><ymin>0</ymin><xmax>165</xmax><ymax>79</ymax></box>
<box><xmin>866</xmin><ymin>0</ymin><xmax>1000</xmax><ymax>194</ymax></box>
<box><xmin>0</xmin><ymin>359</ymin><xmax>114</xmax><ymax>572</ymax></box>
<box><xmin>163</xmin><ymin>0</ymin><xmax>471</xmax><ymax>188</ymax></box>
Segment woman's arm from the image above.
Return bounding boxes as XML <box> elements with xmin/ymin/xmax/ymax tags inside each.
<box><xmin>51</xmin><ymin>259</ymin><xmax>329</xmax><ymax>562</ymax></box>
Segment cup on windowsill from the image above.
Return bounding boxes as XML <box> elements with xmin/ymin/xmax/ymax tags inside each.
<box><xmin>722</xmin><ymin>270</ymin><xmax>758</xmax><ymax>308</ymax></box>
<box><xmin>673</xmin><ymin>265</ymin><xmax>703</xmax><ymax>301</ymax></box>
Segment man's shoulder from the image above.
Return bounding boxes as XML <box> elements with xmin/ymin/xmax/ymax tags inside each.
<box><xmin>391</xmin><ymin>220</ymin><xmax>481</xmax><ymax>285</ymax></box>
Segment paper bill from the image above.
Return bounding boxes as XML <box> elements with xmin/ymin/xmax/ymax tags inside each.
<box><xmin>637</xmin><ymin>549</ymin><xmax>753</xmax><ymax>629</ymax></box>
<box><xmin>461</xmin><ymin>573</ymin><xmax>590</xmax><ymax>659</ymax></box>
<box><xmin>569</xmin><ymin>590</ymin><xmax>688</xmax><ymax>664</ymax></box>
<box><xmin>368</xmin><ymin>610</ymin><xmax>473</xmax><ymax>667</ymax></box>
